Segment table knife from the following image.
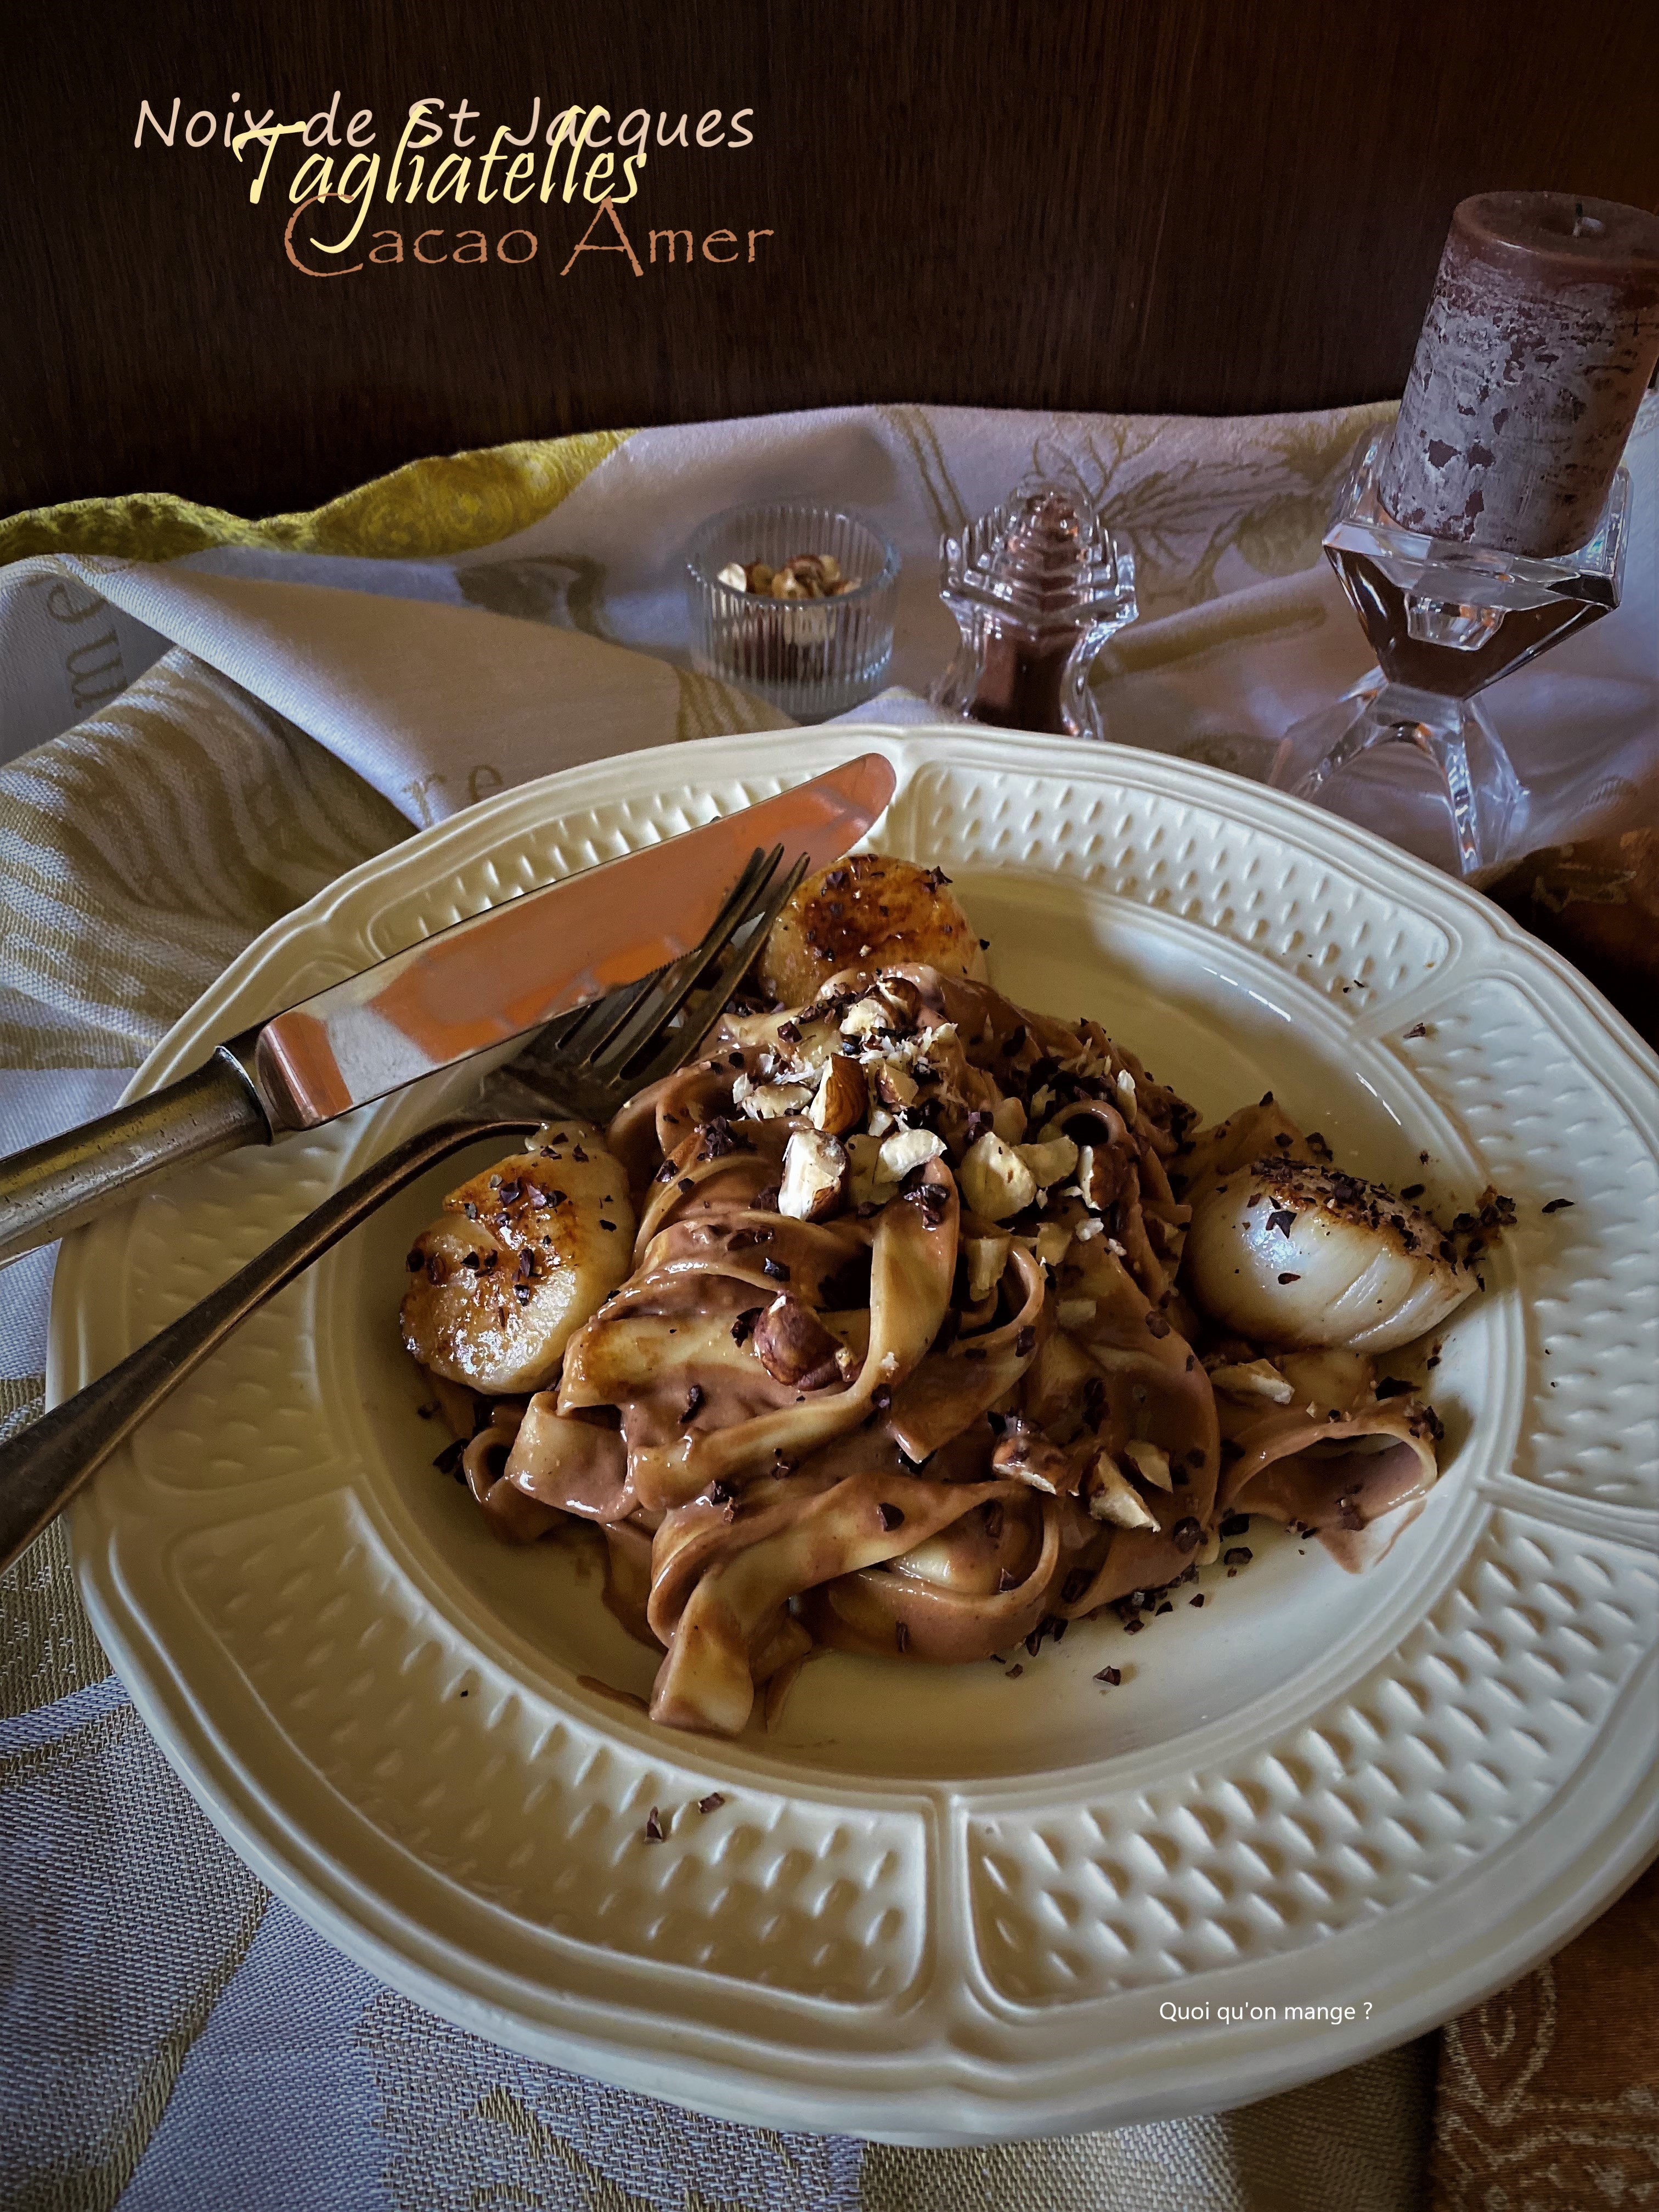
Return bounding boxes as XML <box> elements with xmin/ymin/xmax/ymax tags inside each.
<box><xmin>0</xmin><ymin>751</ymin><xmax>895</xmax><ymax>1266</ymax></box>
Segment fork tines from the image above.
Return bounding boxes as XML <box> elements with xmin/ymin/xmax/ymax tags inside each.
<box><xmin>548</xmin><ymin>845</ymin><xmax>804</xmax><ymax>1093</ymax></box>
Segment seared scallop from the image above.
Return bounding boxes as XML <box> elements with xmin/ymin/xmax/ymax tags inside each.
<box><xmin>1183</xmin><ymin>1159</ymin><xmax>1477</xmax><ymax>1354</ymax></box>
<box><xmin>400</xmin><ymin>1122</ymin><xmax>635</xmax><ymax>1392</ymax></box>
<box><xmin>757</xmin><ymin>851</ymin><xmax>986</xmax><ymax>1006</ymax></box>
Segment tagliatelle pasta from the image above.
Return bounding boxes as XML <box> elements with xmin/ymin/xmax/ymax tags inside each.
<box><xmin>399</xmin><ymin>860</ymin><xmax>1496</xmax><ymax>1740</ymax></box>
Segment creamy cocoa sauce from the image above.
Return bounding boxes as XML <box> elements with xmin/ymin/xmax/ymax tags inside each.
<box><xmin>414</xmin><ymin>963</ymin><xmax>1477</xmax><ymax>1738</ymax></box>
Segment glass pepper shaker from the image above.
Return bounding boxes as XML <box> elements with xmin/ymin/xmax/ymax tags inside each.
<box><xmin>929</xmin><ymin>475</ymin><xmax>1137</xmax><ymax>738</ymax></box>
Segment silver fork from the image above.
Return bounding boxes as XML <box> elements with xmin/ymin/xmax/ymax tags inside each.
<box><xmin>0</xmin><ymin>845</ymin><xmax>802</xmax><ymax>1573</ymax></box>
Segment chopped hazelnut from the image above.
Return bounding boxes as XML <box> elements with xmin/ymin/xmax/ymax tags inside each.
<box><xmin>990</xmin><ymin>1096</ymin><xmax>1028</xmax><ymax>1144</ymax></box>
<box><xmin>878</xmin><ymin>1127</ymin><xmax>947</xmax><ymax>1181</ymax></box>
<box><xmin>1017</xmin><ymin>1135</ymin><xmax>1080</xmax><ymax>1193</ymax></box>
<box><xmin>960</xmin><ymin>1131</ymin><xmax>1037</xmax><ymax>1222</ymax></box>
<box><xmin>1081</xmin><ymin>1451</ymin><xmax>1160</xmax><ymax>1528</ymax></box>
<box><xmin>810</xmin><ymin>1056</ymin><xmax>867</xmax><ymax>1136</ymax></box>
<box><xmin>742</xmin><ymin>1080</ymin><xmax>816</xmax><ymax>1121</ymax></box>
<box><xmin>870</xmin><ymin>1059</ymin><xmax>919</xmax><ymax>1110</ymax></box>
<box><xmin>1206</xmin><ymin>1358</ymin><xmax>1295</xmax><ymax>1404</ymax></box>
<box><xmin>715</xmin><ymin>552</ymin><xmax>869</xmax><ymax>601</ymax></box>
<box><xmin>778</xmin><ymin>1128</ymin><xmax>848</xmax><ymax>1221</ymax></box>
<box><xmin>840</xmin><ymin>996</ymin><xmax>889</xmax><ymax>1041</ymax></box>
<box><xmin>963</xmin><ymin>1231</ymin><xmax>1012</xmax><ymax>1302</ymax></box>
<box><xmin>733</xmin><ymin>551</ymin><xmax>860</xmax><ymax>602</ymax></box>
<box><xmin>845</xmin><ymin>1131</ymin><xmax>890</xmax><ymax>1209</ymax></box>
<box><xmin>1075</xmin><ymin>1143</ymin><xmax>1119</xmax><ymax>1214</ymax></box>
<box><xmin>991</xmin><ymin>1421</ymin><xmax>1072</xmax><ymax>1497</ymax></box>
<box><xmin>1032</xmin><ymin>1220</ymin><xmax>1073</xmax><ymax>1268</ymax></box>
<box><xmin>1121</xmin><ymin>1437</ymin><xmax>1173</xmax><ymax>1491</ymax></box>
<box><xmin>752</xmin><ymin>1294</ymin><xmax>843</xmax><ymax>1389</ymax></box>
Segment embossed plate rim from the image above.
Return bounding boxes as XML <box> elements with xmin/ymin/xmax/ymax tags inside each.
<box><xmin>55</xmin><ymin>725</ymin><xmax>1659</xmax><ymax>2142</ymax></box>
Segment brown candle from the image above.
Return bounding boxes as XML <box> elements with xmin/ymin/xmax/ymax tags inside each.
<box><xmin>1380</xmin><ymin>191</ymin><xmax>1659</xmax><ymax>558</ymax></box>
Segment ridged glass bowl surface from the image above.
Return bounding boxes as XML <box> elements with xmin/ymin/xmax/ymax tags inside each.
<box><xmin>685</xmin><ymin>504</ymin><xmax>899</xmax><ymax>723</ymax></box>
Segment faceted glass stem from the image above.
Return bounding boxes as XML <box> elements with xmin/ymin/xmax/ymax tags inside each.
<box><xmin>1266</xmin><ymin>430</ymin><xmax>1627</xmax><ymax>880</ymax></box>
<box><xmin>1273</xmin><ymin>676</ymin><xmax>1525</xmax><ymax>878</ymax></box>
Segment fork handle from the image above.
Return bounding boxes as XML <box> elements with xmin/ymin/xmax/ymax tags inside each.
<box><xmin>0</xmin><ymin>1038</ymin><xmax>273</xmax><ymax>1269</ymax></box>
<box><xmin>0</xmin><ymin>1110</ymin><xmax>539</xmax><ymax>1576</ymax></box>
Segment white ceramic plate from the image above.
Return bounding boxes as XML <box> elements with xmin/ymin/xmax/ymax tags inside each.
<box><xmin>56</xmin><ymin>727</ymin><xmax>1659</xmax><ymax>2144</ymax></box>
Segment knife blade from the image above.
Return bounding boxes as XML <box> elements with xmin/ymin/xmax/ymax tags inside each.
<box><xmin>0</xmin><ymin>752</ymin><xmax>895</xmax><ymax>1265</ymax></box>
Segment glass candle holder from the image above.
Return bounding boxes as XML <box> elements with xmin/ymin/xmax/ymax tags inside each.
<box><xmin>928</xmin><ymin>475</ymin><xmax>1137</xmax><ymax>738</ymax></box>
<box><xmin>686</xmin><ymin>504</ymin><xmax>899</xmax><ymax>724</ymax></box>
<box><xmin>1270</xmin><ymin>427</ymin><xmax>1629</xmax><ymax>878</ymax></box>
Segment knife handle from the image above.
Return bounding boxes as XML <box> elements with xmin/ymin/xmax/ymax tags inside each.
<box><xmin>0</xmin><ymin>1110</ymin><xmax>535</xmax><ymax>1576</ymax></box>
<box><xmin>0</xmin><ymin>1036</ymin><xmax>272</xmax><ymax>1269</ymax></box>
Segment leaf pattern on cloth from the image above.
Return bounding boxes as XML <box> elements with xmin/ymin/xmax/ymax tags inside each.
<box><xmin>0</xmin><ymin>431</ymin><xmax>634</xmax><ymax>569</ymax></box>
<box><xmin>0</xmin><ymin>650</ymin><xmax>407</xmax><ymax>1068</ymax></box>
<box><xmin>859</xmin><ymin>2044</ymin><xmax>1438</xmax><ymax>2211</ymax></box>
<box><xmin>1427</xmin><ymin>1859</ymin><xmax>1659</xmax><ymax>2210</ymax></box>
<box><xmin>673</xmin><ymin>668</ymin><xmax>791</xmax><ymax>745</ymax></box>
<box><xmin>1024</xmin><ymin>402</ymin><xmax>1395</xmax><ymax>616</ymax></box>
<box><xmin>878</xmin><ymin>404</ymin><xmax>974</xmax><ymax>540</ymax></box>
<box><xmin>0</xmin><ymin>1499</ymin><xmax>109</xmax><ymax>1719</ymax></box>
<box><xmin>0</xmin><ymin>1682</ymin><xmax>270</xmax><ymax>2210</ymax></box>
<box><xmin>356</xmin><ymin>1987</ymin><xmax>864</xmax><ymax>2212</ymax></box>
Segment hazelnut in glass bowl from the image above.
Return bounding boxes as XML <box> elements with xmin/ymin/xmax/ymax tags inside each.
<box><xmin>686</xmin><ymin>503</ymin><xmax>899</xmax><ymax>723</ymax></box>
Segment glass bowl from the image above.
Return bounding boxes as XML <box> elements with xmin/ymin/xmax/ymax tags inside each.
<box><xmin>685</xmin><ymin>503</ymin><xmax>899</xmax><ymax>723</ymax></box>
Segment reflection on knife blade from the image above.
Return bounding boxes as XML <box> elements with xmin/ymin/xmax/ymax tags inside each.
<box><xmin>252</xmin><ymin>752</ymin><xmax>896</xmax><ymax>1130</ymax></box>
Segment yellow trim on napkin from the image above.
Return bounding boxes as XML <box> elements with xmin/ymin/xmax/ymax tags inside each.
<box><xmin>0</xmin><ymin>428</ymin><xmax>635</xmax><ymax>569</ymax></box>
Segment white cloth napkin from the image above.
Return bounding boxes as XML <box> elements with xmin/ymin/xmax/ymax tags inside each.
<box><xmin>3</xmin><ymin>398</ymin><xmax>1652</xmax><ymax>870</ymax></box>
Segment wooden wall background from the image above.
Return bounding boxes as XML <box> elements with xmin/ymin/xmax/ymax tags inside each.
<box><xmin>5</xmin><ymin>0</ymin><xmax>1657</xmax><ymax>518</ymax></box>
